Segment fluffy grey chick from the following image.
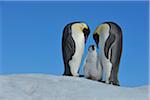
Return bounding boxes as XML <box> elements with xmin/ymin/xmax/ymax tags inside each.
<box><xmin>83</xmin><ymin>45</ymin><xmax>102</xmax><ymax>81</ymax></box>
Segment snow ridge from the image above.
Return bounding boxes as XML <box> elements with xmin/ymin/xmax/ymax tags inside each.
<box><xmin>0</xmin><ymin>74</ymin><xmax>149</xmax><ymax>100</ymax></box>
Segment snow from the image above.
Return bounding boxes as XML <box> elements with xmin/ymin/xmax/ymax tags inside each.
<box><xmin>0</xmin><ymin>74</ymin><xmax>149</xmax><ymax>100</ymax></box>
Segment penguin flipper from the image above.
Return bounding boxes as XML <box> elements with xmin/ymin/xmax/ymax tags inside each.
<box><xmin>79</xmin><ymin>75</ymin><xmax>84</xmax><ymax>77</ymax></box>
<box><xmin>104</xmin><ymin>34</ymin><xmax>115</xmax><ymax>59</ymax></box>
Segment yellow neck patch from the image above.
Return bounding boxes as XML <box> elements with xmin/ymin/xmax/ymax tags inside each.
<box><xmin>81</xmin><ymin>23</ymin><xmax>88</xmax><ymax>29</ymax></box>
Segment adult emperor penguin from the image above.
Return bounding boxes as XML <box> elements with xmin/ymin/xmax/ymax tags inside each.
<box><xmin>93</xmin><ymin>22</ymin><xmax>122</xmax><ymax>86</ymax></box>
<box><xmin>62</xmin><ymin>22</ymin><xmax>90</xmax><ymax>77</ymax></box>
<box><xmin>83</xmin><ymin>45</ymin><xmax>102</xmax><ymax>81</ymax></box>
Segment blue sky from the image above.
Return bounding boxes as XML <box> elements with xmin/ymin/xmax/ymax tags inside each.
<box><xmin>0</xmin><ymin>1</ymin><xmax>149</xmax><ymax>87</ymax></box>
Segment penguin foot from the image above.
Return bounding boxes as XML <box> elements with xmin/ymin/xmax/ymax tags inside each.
<box><xmin>112</xmin><ymin>83</ymin><xmax>120</xmax><ymax>86</ymax></box>
<box><xmin>63</xmin><ymin>73</ymin><xmax>72</xmax><ymax>76</ymax></box>
<box><xmin>109</xmin><ymin>81</ymin><xmax>120</xmax><ymax>86</ymax></box>
<box><xmin>79</xmin><ymin>75</ymin><xmax>84</xmax><ymax>77</ymax></box>
<box><xmin>111</xmin><ymin>80</ymin><xmax>120</xmax><ymax>86</ymax></box>
<box><xmin>98</xmin><ymin>80</ymin><xmax>105</xmax><ymax>83</ymax></box>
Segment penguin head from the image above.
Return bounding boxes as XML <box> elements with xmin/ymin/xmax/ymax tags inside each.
<box><xmin>88</xmin><ymin>45</ymin><xmax>96</xmax><ymax>53</ymax></box>
<box><xmin>72</xmin><ymin>22</ymin><xmax>90</xmax><ymax>43</ymax></box>
<box><xmin>93</xmin><ymin>23</ymin><xmax>109</xmax><ymax>48</ymax></box>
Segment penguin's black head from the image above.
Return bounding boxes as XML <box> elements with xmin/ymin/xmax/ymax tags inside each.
<box><xmin>82</xmin><ymin>23</ymin><xmax>90</xmax><ymax>43</ymax></box>
<box><xmin>93</xmin><ymin>33</ymin><xmax>99</xmax><ymax>48</ymax></box>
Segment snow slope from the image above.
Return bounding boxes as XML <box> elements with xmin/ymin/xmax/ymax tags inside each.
<box><xmin>0</xmin><ymin>74</ymin><xmax>149</xmax><ymax>100</ymax></box>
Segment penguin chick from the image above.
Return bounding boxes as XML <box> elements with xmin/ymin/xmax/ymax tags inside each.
<box><xmin>83</xmin><ymin>45</ymin><xmax>102</xmax><ymax>81</ymax></box>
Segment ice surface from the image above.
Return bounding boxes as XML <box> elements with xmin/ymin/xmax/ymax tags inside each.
<box><xmin>0</xmin><ymin>74</ymin><xmax>149</xmax><ymax>100</ymax></box>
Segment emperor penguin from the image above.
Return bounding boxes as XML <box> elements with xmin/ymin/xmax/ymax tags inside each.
<box><xmin>93</xmin><ymin>22</ymin><xmax>122</xmax><ymax>86</ymax></box>
<box><xmin>62</xmin><ymin>22</ymin><xmax>90</xmax><ymax>77</ymax></box>
<box><xmin>83</xmin><ymin>45</ymin><xmax>102</xmax><ymax>81</ymax></box>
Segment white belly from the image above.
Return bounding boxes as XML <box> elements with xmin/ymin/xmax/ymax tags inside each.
<box><xmin>100</xmin><ymin>45</ymin><xmax>112</xmax><ymax>83</ymax></box>
<box><xmin>69</xmin><ymin>31</ymin><xmax>84</xmax><ymax>76</ymax></box>
<box><xmin>98</xmin><ymin>24</ymin><xmax>113</xmax><ymax>83</ymax></box>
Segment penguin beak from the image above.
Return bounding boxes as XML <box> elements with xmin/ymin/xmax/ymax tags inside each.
<box><xmin>93</xmin><ymin>33</ymin><xmax>99</xmax><ymax>48</ymax></box>
<box><xmin>91</xmin><ymin>45</ymin><xmax>95</xmax><ymax>50</ymax></box>
<box><xmin>83</xmin><ymin>28</ymin><xmax>90</xmax><ymax>43</ymax></box>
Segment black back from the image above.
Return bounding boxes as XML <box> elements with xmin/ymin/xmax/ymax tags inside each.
<box><xmin>62</xmin><ymin>23</ymin><xmax>76</xmax><ymax>75</ymax></box>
